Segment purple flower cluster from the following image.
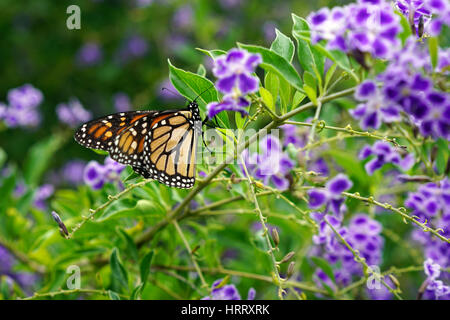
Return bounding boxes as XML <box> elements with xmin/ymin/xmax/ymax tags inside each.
<box><xmin>307</xmin><ymin>174</ymin><xmax>353</xmax><ymax>215</ymax></box>
<box><xmin>83</xmin><ymin>157</ymin><xmax>125</xmax><ymax>190</ymax></box>
<box><xmin>56</xmin><ymin>98</ymin><xmax>92</xmax><ymax>128</ymax></box>
<box><xmin>396</xmin><ymin>0</ymin><xmax>450</xmax><ymax>36</ymax></box>
<box><xmin>407</xmin><ymin>179</ymin><xmax>449</xmax><ymax>278</ymax></box>
<box><xmin>240</xmin><ymin>135</ymin><xmax>294</xmax><ymax>190</ymax></box>
<box><xmin>207</xmin><ymin>48</ymin><xmax>262</xmax><ymax>119</ymax></box>
<box><xmin>307</xmin><ymin>0</ymin><xmax>400</xmax><ymax>59</ymax></box>
<box><xmin>350</xmin><ymin>40</ymin><xmax>450</xmax><ymax>140</ymax></box>
<box><xmin>202</xmin><ymin>278</ymin><xmax>256</xmax><ymax>300</ymax></box>
<box><xmin>0</xmin><ymin>84</ymin><xmax>43</xmax><ymax>128</ymax></box>
<box><xmin>423</xmin><ymin>258</ymin><xmax>450</xmax><ymax>299</ymax></box>
<box><xmin>312</xmin><ymin>214</ymin><xmax>384</xmax><ymax>291</ymax></box>
<box><xmin>358</xmin><ymin>141</ymin><xmax>415</xmax><ymax>175</ymax></box>
<box><xmin>405</xmin><ymin>177</ymin><xmax>450</xmax><ymax>222</ymax></box>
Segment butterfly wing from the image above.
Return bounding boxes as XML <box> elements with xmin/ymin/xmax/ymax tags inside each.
<box><xmin>74</xmin><ymin>111</ymin><xmax>156</xmax><ymax>152</ymax></box>
<box><xmin>74</xmin><ymin>110</ymin><xmax>200</xmax><ymax>189</ymax></box>
<box><xmin>144</xmin><ymin>111</ymin><xmax>199</xmax><ymax>188</ymax></box>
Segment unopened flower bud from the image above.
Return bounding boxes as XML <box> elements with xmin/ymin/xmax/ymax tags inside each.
<box><xmin>271</xmin><ymin>228</ymin><xmax>280</xmax><ymax>247</ymax></box>
<box><xmin>287</xmin><ymin>261</ymin><xmax>295</xmax><ymax>279</ymax></box>
<box><xmin>279</xmin><ymin>251</ymin><xmax>295</xmax><ymax>264</ymax></box>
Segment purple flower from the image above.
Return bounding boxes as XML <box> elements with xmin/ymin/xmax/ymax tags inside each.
<box><xmin>424</xmin><ymin>258</ymin><xmax>441</xmax><ymax>280</ymax></box>
<box><xmin>113</xmin><ymin>92</ymin><xmax>132</xmax><ymax>112</ymax></box>
<box><xmin>202</xmin><ymin>279</ymin><xmax>241</xmax><ymax>300</ymax></box>
<box><xmin>116</xmin><ymin>34</ymin><xmax>149</xmax><ymax>63</ymax></box>
<box><xmin>61</xmin><ymin>160</ymin><xmax>86</xmax><ymax>185</ymax></box>
<box><xmin>33</xmin><ymin>184</ymin><xmax>54</xmax><ymax>210</ymax></box>
<box><xmin>7</xmin><ymin>84</ymin><xmax>43</xmax><ymax>110</ymax></box>
<box><xmin>366</xmin><ymin>276</ymin><xmax>394</xmax><ymax>300</ymax></box>
<box><xmin>0</xmin><ymin>84</ymin><xmax>43</xmax><ymax>128</ymax></box>
<box><xmin>56</xmin><ymin>98</ymin><xmax>92</xmax><ymax>128</ymax></box>
<box><xmin>207</xmin><ymin>94</ymin><xmax>250</xmax><ymax>119</ymax></box>
<box><xmin>240</xmin><ymin>135</ymin><xmax>294</xmax><ymax>190</ymax></box>
<box><xmin>83</xmin><ymin>157</ymin><xmax>125</xmax><ymax>190</ymax></box>
<box><xmin>0</xmin><ymin>246</ymin><xmax>38</xmax><ymax>293</ymax></box>
<box><xmin>212</xmin><ymin>48</ymin><xmax>261</xmax><ymax>95</ymax></box>
<box><xmin>247</xmin><ymin>287</ymin><xmax>256</xmax><ymax>300</ymax></box>
<box><xmin>262</xmin><ymin>21</ymin><xmax>277</xmax><ymax>43</ymax></box>
<box><xmin>172</xmin><ymin>5</ymin><xmax>193</xmax><ymax>30</ymax></box>
<box><xmin>0</xmin><ymin>246</ymin><xmax>14</xmax><ymax>274</ymax></box>
<box><xmin>281</xmin><ymin>124</ymin><xmax>307</xmax><ymax>148</ymax></box>
<box><xmin>76</xmin><ymin>42</ymin><xmax>103</xmax><ymax>66</ymax></box>
<box><xmin>307</xmin><ymin>174</ymin><xmax>353</xmax><ymax>215</ymax></box>
<box><xmin>396</xmin><ymin>0</ymin><xmax>450</xmax><ymax>36</ymax></box>
<box><xmin>423</xmin><ymin>258</ymin><xmax>450</xmax><ymax>300</ymax></box>
<box><xmin>202</xmin><ymin>279</ymin><xmax>255</xmax><ymax>300</ymax></box>
<box><xmin>359</xmin><ymin>141</ymin><xmax>415</xmax><ymax>175</ymax></box>
<box><xmin>206</xmin><ymin>48</ymin><xmax>261</xmax><ymax>118</ymax></box>
<box><xmin>405</xmin><ymin>177</ymin><xmax>450</xmax><ymax>222</ymax></box>
<box><xmin>350</xmin><ymin>80</ymin><xmax>401</xmax><ymax>130</ymax></box>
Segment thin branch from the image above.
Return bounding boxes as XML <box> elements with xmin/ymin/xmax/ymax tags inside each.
<box><xmin>152</xmin><ymin>264</ymin><xmax>328</xmax><ymax>295</ymax></box>
<box><xmin>172</xmin><ymin>220</ymin><xmax>208</xmax><ymax>290</ymax></box>
<box><xmin>240</xmin><ymin>154</ymin><xmax>286</xmax><ymax>299</ymax></box>
<box><xmin>67</xmin><ymin>179</ymin><xmax>153</xmax><ymax>238</ymax></box>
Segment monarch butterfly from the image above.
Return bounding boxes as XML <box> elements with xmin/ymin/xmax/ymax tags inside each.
<box><xmin>74</xmin><ymin>100</ymin><xmax>203</xmax><ymax>189</ymax></box>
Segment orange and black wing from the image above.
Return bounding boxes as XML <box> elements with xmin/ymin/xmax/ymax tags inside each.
<box><xmin>143</xmin><ymin>110</ymin><xmax>199</xmax><ymax>188</ymax></box>
<box><xmin>74</xmin><ymin>110</ymin><xmax>200</xmax><ymax>189</ymax></box>
<box><xmin>74</xmin><ymin>111</ymin><xmax>155</xmax><ymax>153</ymax></box>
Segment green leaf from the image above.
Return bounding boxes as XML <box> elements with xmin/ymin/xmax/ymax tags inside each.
<box><xmin>108</xmin><ymin>290</ymin><xmax>121</xmax><ymax>300</ymax></box>
<box><xmin>270</xmin><ymin>29</ymin><xmax>295</xmax><ymax>62</ymax></box>
<box><xmin>117</xmin><ymin>228</ymin><xmax>139</xmax><ymax>262</ymax></box>
<box><xmin>303</xmin><ymin>85</ymin><xmax>317</xmax><ymax>105</ymax></box>
<box><xmin>0</xmin><ymin>167</ymin><xmax>16</xmax><ymax>209</ymax></box>
<box><xmin>91</xmin><ymin>149</ymin><xmax>109</xmax><ymax>156</ymax></box>
<box><xmin>23</xmin><ymin>134</ymin><xmax>65</xmax><ymax>186</ymax></box>
<box><xmin>436</xmin><ymin>138</ymin><xmax>449</xmax><ymax>175</ymax></box>
<box><xmin>264</xmin><ymin>72</ymin><xmax>280</xmax><ymax>103</ymax></box>
<box><xmin>196</xmin><ymin>48</ymin><xmax>226</xmax><ymax>59</ymax></box>
<box><xmin>237</xmin><ymin>43</ymin><xmax>304</xmax><ymax>92</ymax></box>
<box><xmin>292</xmin><ymin>90</ymin><xmax>306</xmax><ymax>109</ymax></box>
<box><xmin>396</xmin><ymin>11</ymin><xmax>413</xmax><ymax>44</ymax></box>
<box><xmin>168</xmin><ymin>59</ymin><xmax>229</xmax><ymax>128</ymax></box>
<box><xmin>140</xmin><ymin>250</ymin><xmax>154</xmax><ymax>287</ymax></box>
<box><xmin>0</xmin><ymin>147</ymin><xmax>6</xmax><ymax>169</ymax></box>
<box><xmin>131</xmin><ymin>283</ymin><xmax>144</xmax><ymax>300</ymax></box>
<box><xmin>291</xmin><ymin>14</ymin><xmax>325</xmax><ymax>79</ymax></box>
<box><xmin>311</xmin><ymin>256</ymin><xmax>336</xmax><ymax>284</ymax></box>
<box><xmin>429</xmin><ymin>37</ymin><xmax>439</xmax><ymax>69</ymax></box>
<box><xmin>197</xmin><ymin>64</ymin><xmax>206</xmax><ymax>77</ymax></box>
<box><xmin>110</xmin><ymin>248</ymin><xmax>129</xmax><ymax>290</ymax></box>
<box><xmin>168</xmin><ymin>59</ymin><xmax>218</xmax><ymax>111</ymax></box>
<box><xmin>259</xmin><ymin>87</ymin><xmax>274</xmax><ymax>111</ymax></box>
<box><xmin>303</xmin><ymin>71</ymin><xmax>316</xmax><ymax>91</ymax></box>
<box><xmin>279</xmin><ymin>77</ymin><xmax>291</xmax><ymax>113</ymax></box>
<box><xmin>293</xmin><ymin>23</ymin><xmax>358</xmax><ymax>82</ymax></box>
<box><xmin>324</xmin><ymin>63</ymin><xmax>338</xmax><ymax>89</ymax></box>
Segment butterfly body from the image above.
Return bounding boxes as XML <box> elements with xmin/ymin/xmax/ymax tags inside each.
<box><xmin>74</xmin><ymin>102</ymin><xmax>202</xmax><ymax>189</ymax></box>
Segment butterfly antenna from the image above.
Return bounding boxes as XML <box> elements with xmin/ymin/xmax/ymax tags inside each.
<box><xmin>202</xmin><ymin>130</ymin><xmax>213</xmax><ymax>153</ymax></box>
<box><xmin>193</xmin><ymin>84</ymin><xmax>215</xmax><ymax>103</ymax></box>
